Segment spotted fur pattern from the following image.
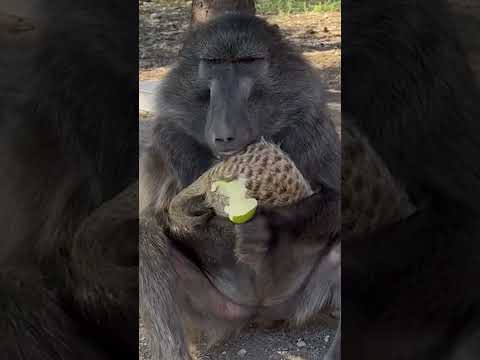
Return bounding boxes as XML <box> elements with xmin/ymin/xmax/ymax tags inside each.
<box><xmin>169</xmin><ymin>140</ymin><xmax>312</xmax><ymax>230</ymax></box>
<box><xmin>342</xmin><ymin>122</ymin><xmax>415</xmax><ymax>239</ymax></box>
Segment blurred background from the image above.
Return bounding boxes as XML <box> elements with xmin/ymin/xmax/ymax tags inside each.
<box><xmin>139</xmin><ymin>2</ymin><xmax>340</xmax><ymax>359</ymax></box>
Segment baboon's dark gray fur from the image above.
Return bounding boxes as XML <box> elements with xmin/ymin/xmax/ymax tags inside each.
<box><xmin>0</xmin><ymin>1</ymin><xmax>138</xmax><ymax>358</ymax></box>
<box><xmin>140</xmin><ymin>14</ymin><xmax>340</xmax><ymax>360</ymax></box>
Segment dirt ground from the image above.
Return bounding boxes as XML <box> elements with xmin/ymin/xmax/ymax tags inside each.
<box><xmin>139</xmin><ymin>315</ymin><xmax>336</xmax><ymax>360</ymax></box>
<box><xmin>139</xmin><ymin>1</ymin><xmax>341</xmax><ymax>92</ymax></box>
<box><xmin>139</xmin><ymin>2</ymin><xmax>340</xmax><ymax>359</ymax></box>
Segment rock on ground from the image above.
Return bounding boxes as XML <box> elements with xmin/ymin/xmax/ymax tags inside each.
<box><xmin>139</xmin><ymin>318</ymin><xmax>336</xmax><ymax>360</ymax></box>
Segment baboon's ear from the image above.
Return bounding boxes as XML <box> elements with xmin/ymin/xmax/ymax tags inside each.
<box><xmin>0</xmin><ymin>14</ymin><xmax>35</xmax><ymax>33</ymax></box>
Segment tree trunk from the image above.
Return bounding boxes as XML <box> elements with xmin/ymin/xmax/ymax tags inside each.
<box><xmin>191</xmin><ymin>0</ymin><xmax>256</xmax><ymax>25</ymax></box>
<box><xmin>448</xmin><ymin>0</ymin><xmax>480</xmax><ymax>82</ymax></box>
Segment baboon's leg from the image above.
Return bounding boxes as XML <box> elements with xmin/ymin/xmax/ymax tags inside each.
<box><xmin>140</xmin><ymin>217</ymin><xmax>191</xmax><ymax>360</ymax></box>
<box><xmin>293</xmin><ymin>242</ymin><xmax>341</xmax><ymax>360</ymax></box>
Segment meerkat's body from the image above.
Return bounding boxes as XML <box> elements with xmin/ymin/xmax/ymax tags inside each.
<box><xmin>169</xmin><ymin>140</ymin><xmax>313</xmax><ymax>231</ymax></box>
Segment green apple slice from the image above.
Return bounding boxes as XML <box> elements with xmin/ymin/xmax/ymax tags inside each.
<box><xmin>225</xmin><ymin>198</ymin><xmax>258</xmax><ymax>224</ymax></box>
<box><xmin>211</xmin><ymin>178</ymin><xmax>258</xmax><ymax>224</ymax></box>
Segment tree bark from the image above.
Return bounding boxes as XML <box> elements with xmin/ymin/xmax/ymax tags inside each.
<box><xmin>448</xmin><ymin>0</ymin><xmax>480</xmax><ymax>82</ymax></box>
<box><xmin>191</xmin><ymin>0</ymin><xmax>256</xmax><ymax>25</ymax></box>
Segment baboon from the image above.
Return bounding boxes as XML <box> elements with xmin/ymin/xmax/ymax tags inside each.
<box><xmin>140</xmin><ymin>13</ymin><xmax>341</xmax><ymax>360</ymax></box>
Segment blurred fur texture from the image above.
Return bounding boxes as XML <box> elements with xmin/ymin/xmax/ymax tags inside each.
<box><xmin>342</xmin><ymin>1</ymin><xmax>480</xmax><ymax>359</ymax></box>
<box><xmin>0</xmin><ymin>1</ymin><xmax>138</xmax><ymax>359</ymax></box>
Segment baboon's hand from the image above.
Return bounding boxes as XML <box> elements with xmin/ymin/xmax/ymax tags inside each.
<box><xmin>234</xmin><ymin>211</ymin><xmax>273</xmax><ymax>269</ymax></box>
<box><xmin>185</xmin><ymin>195</ymin><xmax>215</xmax><ymax>228</ymax></box>
<box><xmin>233</xmin><ymin>205</ymin><xmax>298</xmax><ymax>270</ymax></box>
<box><xmin>233</xmin><ymin>198</ymin><xmax>311</xmax><ymax>269</ymax></box>
<box><xmin>169</xmin><ymin>194</ymin><xmax>214</xmax><ymax>233</ymax></box>
<box><xmin>234</xmin><ymin>189</ymin><xmax>339</xmax><ymax>269</ymax></box>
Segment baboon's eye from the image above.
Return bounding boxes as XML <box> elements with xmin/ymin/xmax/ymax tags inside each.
<box><xmin>250</xmin><ymin>86</ymin><xmax>266</xmax><ymax>99</ymax></box>
<box><xmin>196</xmin><ymin>88</ymin><xmax>210</xmax><ymax>102</ymax></box>
<box><xmin>234</xmin><ymin>57</ymin><xmax>264</xmax><ymax>64</ymax></box>
<box><xmin>231</xmin><ymin>57</ymin><xmax>266</xmax><ymax>64</ymax></box>
<box><xmin>204</xmin><ymin>58</ymin><xmax>224</xmax><ymax>64</ymax></box>
<box><xmin>202</xmin><ymin>57</ymin><xmax>265</xmax><ymax>64</ymax></box>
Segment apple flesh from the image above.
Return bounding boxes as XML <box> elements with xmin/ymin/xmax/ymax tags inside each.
<box><xmin>211</xmin><ymin>178</ymin><xmax>258</xmax><ymax>224</ymax></box>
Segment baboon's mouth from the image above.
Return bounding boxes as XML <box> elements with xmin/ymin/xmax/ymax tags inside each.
<box><xmin>216</xmin><ymin>139</ymin><xmax>261</xmax><ymax>159</ymax></box>
<box><xmin>217</xmin><ymin>150</ymin><xmax>239</xmax><ymax>158</ymax></box>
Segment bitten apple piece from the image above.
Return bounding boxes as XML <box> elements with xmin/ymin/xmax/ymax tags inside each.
<box><xmin>211</xmin><ymin>179</ymin><xmax>258</xmax><ymax>224</ymax></box>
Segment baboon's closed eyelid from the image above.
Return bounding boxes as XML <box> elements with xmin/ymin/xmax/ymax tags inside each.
<box><xmin>201</xmin><ymin>57</ymin><xmax>265</xmax><ymax>64</ymax></box>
